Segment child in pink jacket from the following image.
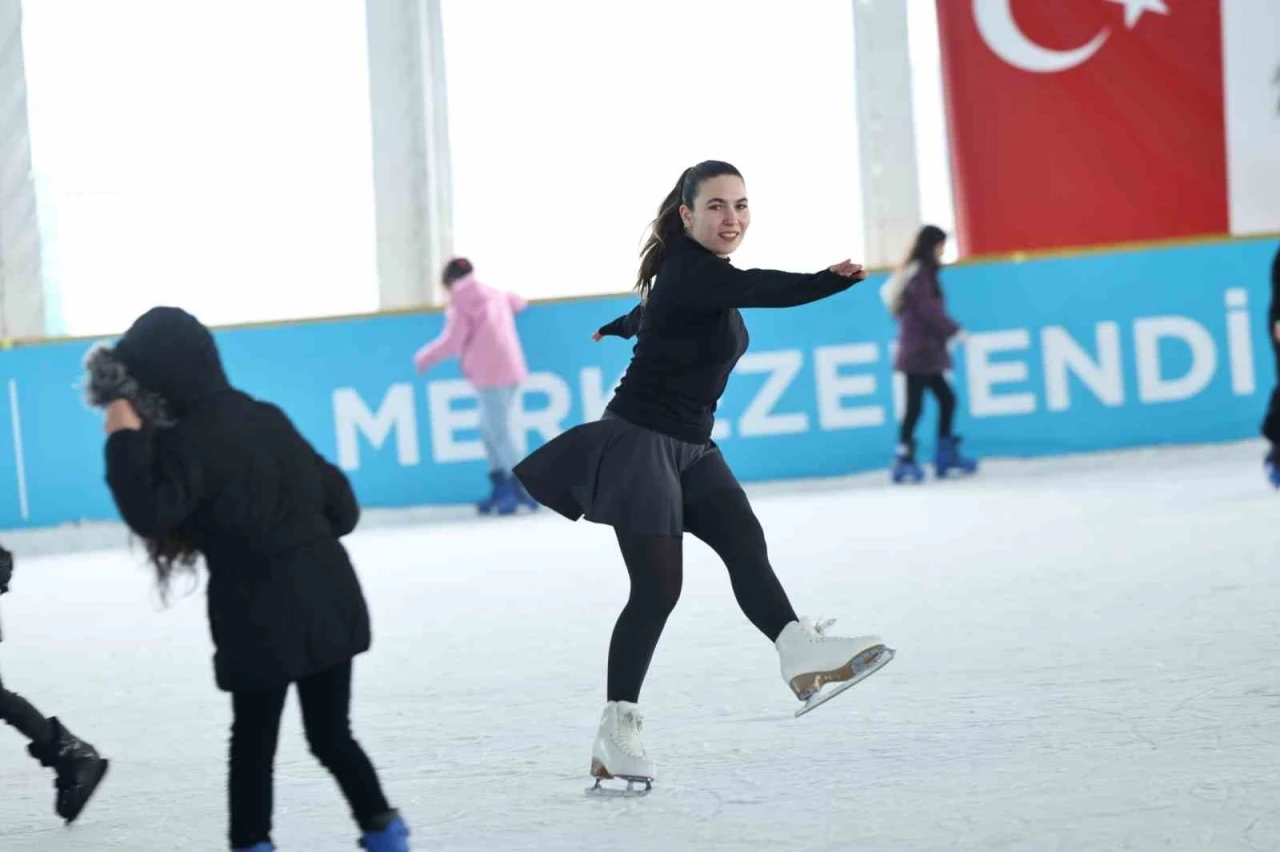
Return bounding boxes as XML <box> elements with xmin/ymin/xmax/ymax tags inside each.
<box><xmin>413</xmin><ymin>258</ymin><xmax>537</xmax><ymax>515</ymax></box>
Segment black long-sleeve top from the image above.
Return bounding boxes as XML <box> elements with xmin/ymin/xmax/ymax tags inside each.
<box><xmin>598</xmin><ymin>304</ymin><xmax>644</xmax><ymax>340</ymax></box>
<box><xmin>604</xmin><ymin>236</ymin><xmax>859</xmax><ymax>444</ymax></box>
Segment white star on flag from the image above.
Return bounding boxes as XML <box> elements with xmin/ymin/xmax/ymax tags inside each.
<box><xmin>1102</xmin><ymin>0</ymin><xmax>1170</xmax><ymax>29</ymax></box>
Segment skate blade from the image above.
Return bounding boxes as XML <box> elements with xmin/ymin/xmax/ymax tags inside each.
<box><xmin>794</xmin><ymin>646</ymin><xmax>895</xmax><ymax>718</ymax></box>
<box><xmin>585</xmin><ymin>777</ymin><xmax>653</xmax><ymax>798</ymax></box>
<box><xmin>586</xmin><ymin>759</ymin><xmax>653</xmax><ymax>797</ymax></box>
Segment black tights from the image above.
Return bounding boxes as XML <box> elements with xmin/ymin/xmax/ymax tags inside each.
<box><xmin>0</xmin><ymin>669</ymin><xmax>54</xmax><ymax>747</ymax></box>
<box><xmin>606</xmin><ymin>488</ymin><xmax>798</xmax><ymax>703</ymax></box>
<box><xmin>900</xmin><ymin>373</ymin><xmax>956</xmax><ymax>445</ymax></box>
<box><xmin>229</xmin><ymin>661</ymin><xmax>390</xmax><ymax>848</ymax></box>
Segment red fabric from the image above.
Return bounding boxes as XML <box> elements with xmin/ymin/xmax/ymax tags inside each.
<box><xmin>935</xmin><ymin>0</ymin><xmax>1228</xmax><ymax>256</ymax></box>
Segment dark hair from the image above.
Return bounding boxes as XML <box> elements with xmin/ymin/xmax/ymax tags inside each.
<box><xmin>146</xmin><ymin>538</ymin><xmax>201</xmax><ymax>605</ymax></box>
<box><xmin>635</xmin><ymin>160</ymin><xmax>743</xmax><ymax>302</ymax></box>
<box><xmin>442</xmin><ymin>257</ymin><xmax>474</xmax><ymax>287</ymax></box>
<box><xmin>906</xmin><ymin>225</ymin><xmax>948</xmax><ymax>270</ymax></box>
<box><xmin>80</xmin><ymin>340</ymin><xmax>201</xmax><ymax>604</ymax></box>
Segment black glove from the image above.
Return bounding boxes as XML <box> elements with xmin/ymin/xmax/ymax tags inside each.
<box><xmin>0</xmin><ymin>545</ymin><xmax>11</xmax><ymax>594</ymax></box>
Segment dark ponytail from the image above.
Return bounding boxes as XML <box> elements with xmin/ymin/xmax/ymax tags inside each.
<box><xmin>635</xmin><ymin>160</ymin><xmax>743</xmax><ymax>303</ymax></box>
<box><xmin>636</xmin><ymin>169</ymin><xmax>692</xmax><ymax>303</ymax></box>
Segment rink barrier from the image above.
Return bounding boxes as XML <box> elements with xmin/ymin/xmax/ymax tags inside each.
<box><xmin>0</xmin><ymin>234</ymin><xmax>1276</xmax><ymax>529</ymax></box>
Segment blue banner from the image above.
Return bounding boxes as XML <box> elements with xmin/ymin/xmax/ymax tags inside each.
<box><xmin>0</xmin><ymin>236</ymin><xmax>1275</xmax><ymax>529</ymax></box>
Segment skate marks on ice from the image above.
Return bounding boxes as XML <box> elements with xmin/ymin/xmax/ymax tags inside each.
<box><xmin>578</xmin><ymin>771</ymin><xmax>725</xmax><ymax>819</ymax></box>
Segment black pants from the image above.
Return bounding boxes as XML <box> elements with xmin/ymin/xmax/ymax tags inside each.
<box><xmin>606</xmin><ymin>466</ymin><xmax>798</xmax><ymax>704</ymax></box>
<box><xmin>1262</xmin><ymin>345</ymin><xmax>1280</xmax><ymax>447</ymax></box>
<box><xmin>900</xmin><ymin>373</ymin><xmax>956</xmax><ymax>445</ymax></box>
<box><xmin>229</xmin><ymin>661</ymin><xmax>390</xmax><ymax>848</ymax></box>
<box><xmin>0</xmin><ymin>667</ymin><xmax>54</xmax><ymax>747</ymax></box>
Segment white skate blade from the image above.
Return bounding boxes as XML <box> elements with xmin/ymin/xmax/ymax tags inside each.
<box><xmin>794</xmin><ymin>646</ymin><xmax>895</xmax><ymax>718</ymax></box>
<box><xmin>586</xmin><ymin>758</ymin><xmax>653</xmax><ymax>797</ymax></box>
<box><xmin>585</xmin><ymin>776</ymin><xmax>653</xmax><ymax>798</ymax></box>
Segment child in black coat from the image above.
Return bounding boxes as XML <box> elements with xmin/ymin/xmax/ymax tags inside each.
<box><xmin>0</xmin><ymin>544</ymin><xmax>109</xmax><ymax>823</ymax></box>
<box><xmin>84</xmin><ymin>307</ymin><xmax>410</xmax><ymax>852</ymax></box>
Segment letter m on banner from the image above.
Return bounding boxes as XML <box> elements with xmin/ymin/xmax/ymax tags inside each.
<box><xmin>333</xmin><ymin>385</ymin><xmax>421</xmax><ymax>470</ymax></box>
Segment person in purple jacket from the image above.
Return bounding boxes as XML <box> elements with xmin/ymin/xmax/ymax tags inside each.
<box><xmin>886</xmin><ymin>225</ymin><xmax>978</xmax><ymax>483</ymax></box>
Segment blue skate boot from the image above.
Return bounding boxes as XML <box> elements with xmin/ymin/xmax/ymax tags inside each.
<box><xmin>935</xmin><ymin>435</ymin><xmax>978</xmax><ymax>478</ymax></box>
<box><xmin>476</xmin><ymin>471</ymin><xmax>504</xmax><ymax>514</ymax></box>
<box><xmin>232</xmin><ymin>843</ymin><xmax>274</xmax><ymax>852</ymax></box>
<box><xmin>359</xmin><ymin>809</ymin><xmax>411</xmax><ymax>852</ymax></box>
<box><xmin>491</xmin><ymin>474</ymin><xmax>520</xmax><ymax>515</ymax></box>
<box><xmin>891</xmin><ymin>442</ymin><xmax>924</xmax><ymax>484</ymax></box>
<box><xmin>478</xmin><ymin>472</ymin><xmax>521</xmax><ymax>516</ymax></box>
<box><xmin>1265</xmin><ymin>448</ymin><xmax>1280</xmax><ymax>489</ymax></box>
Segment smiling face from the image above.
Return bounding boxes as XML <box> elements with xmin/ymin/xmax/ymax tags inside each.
<box><xmin>679</xmin><ymin>174</ymin><xmax>750</xmax><ymax>257</ymax></box>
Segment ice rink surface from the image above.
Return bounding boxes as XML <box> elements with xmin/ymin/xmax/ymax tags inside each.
<box><xmin>0</xmin><ymin>441</ymin><xmax>1277</xmax><ymax>851</ymax></box>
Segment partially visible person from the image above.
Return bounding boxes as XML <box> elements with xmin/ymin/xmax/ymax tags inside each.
<box><xmin>883</xmin><ymin>225</ymin><xmax>978</xmax><ymax>483</ymax></box>
<box><xmin>0</xmin><ymin>543</ymin><xmax>109</xmax><ymax>825</ymax></box>
<box><xmin>414</xmin><ymin>258</ymin><xmax>537</xmax><ymax>515</ymax></box>
<box><xmin>1262</xmin><ymin>242</ymin><xmax>1280</xmax><ymax>487</ymax></box>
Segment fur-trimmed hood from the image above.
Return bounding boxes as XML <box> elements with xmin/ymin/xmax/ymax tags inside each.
<box><xmin>84</xmin><ymin>307</ymin><xmax>230</xmax><ymax>425</ymax></box>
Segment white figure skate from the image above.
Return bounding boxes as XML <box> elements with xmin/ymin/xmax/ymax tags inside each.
<box><xmin>776</xmin><ymin>617</ymin><xmax>895</xmax><ymax>717</ymax></box>
<box><xmin>587</xmin><ymin>701</ymin><xmax>654</xmax><ymax>796</ymax></box>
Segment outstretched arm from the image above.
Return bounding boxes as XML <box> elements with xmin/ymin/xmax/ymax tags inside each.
<box><xmin>413</xmin><ymin>307</ymin><xmax>469</xmax><ymax>373</ymax></box>
<box><xmin>670</xmin><ymin>254</ymin><xmax>864</xmax><ymax>310</ymax></box>
<box><xmin>595</xmin><ymin>304</ymin><xmax>644</xmax><ymax>340</ymax></box>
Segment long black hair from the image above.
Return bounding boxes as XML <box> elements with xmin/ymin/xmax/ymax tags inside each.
<box><xmin>905</xmin><ymin>224</ymin><xmax>948</xmax><ymax>270</ymax></box>
<box><xmin>83</xmin><ymin>342</ymin><xmax>199</xmax><ymax>605</ymax></box>
<box><xmin>635</xmin><ymin>160</ymin><xmax>742</xmax><ymax>302</ymax></box>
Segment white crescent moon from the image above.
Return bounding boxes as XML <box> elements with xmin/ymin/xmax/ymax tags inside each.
<box><xmin>973</xmin><ymin>0</ymin><xmax>1109</xmax><ymax>74</ymax></box>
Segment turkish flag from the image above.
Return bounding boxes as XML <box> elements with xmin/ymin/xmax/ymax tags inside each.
<box><xmin>935</xmin><ymin>0</ymin><xmax>1230</xmax><ymax>256</ymax></box>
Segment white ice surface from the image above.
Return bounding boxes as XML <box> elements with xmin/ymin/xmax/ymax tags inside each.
<box><xmin>0</xmin><ymin>441</ymin><xmax>1278</xmax><ymax>851</ymax></box>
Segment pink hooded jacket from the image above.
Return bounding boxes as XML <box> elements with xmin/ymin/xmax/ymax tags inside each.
<box><xmin>412</xmin><ymin>273</ymin><xmax>529</xmax><ymax>388</ymax></box>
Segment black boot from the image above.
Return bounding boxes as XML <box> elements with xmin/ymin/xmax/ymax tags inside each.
<box><xmin>27</xmin><ymin>717</ymin><xmax>109</xmax><ymax>824</ymax></box>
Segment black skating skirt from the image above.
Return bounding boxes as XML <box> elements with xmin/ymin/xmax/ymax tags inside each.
<box><xmin>513</xmin><ymin>411</ymin><xmax>741</xmax><ymax>536</ymax></box>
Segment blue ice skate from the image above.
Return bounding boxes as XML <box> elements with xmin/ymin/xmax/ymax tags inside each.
<box><xmin>935</xmin><ymin>435</ymin><xmax>978</xmax><ymax>478</ymax></box>
<box><xmin>232</xmin><ymin>843</ymin><xmax>274</xmax><ymax>852</ymax></box>
<box><xmin>477</xmin><ymin>472</ymin><xmax>520</xmax><ymax>515</ymax></box>
<box><xmin>890</xmin><ymin>443</ymin><xmax>924</xmax><ymax>484</ymax></box>
<box><xmin>359</xmin><ymin>810</ymin><xmax>411</xmax><ymax>852</ymax></box>
<box><xmin>1265</xmin><ymin>450</ymin><xmax>1280</xmax><ymax>489</ymax></box>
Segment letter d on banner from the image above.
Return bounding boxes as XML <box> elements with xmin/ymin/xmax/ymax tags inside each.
<box><xmin>1134</xmin><ymin>317</ymin><xmax>1217</xmax><ymax>403</ymax></box>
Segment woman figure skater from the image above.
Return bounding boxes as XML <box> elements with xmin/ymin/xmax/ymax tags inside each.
<box><xmin>882</xmin><ymin>224</ymin><xmax>978</xmax><ymax>483</ymax></box>
<box><xmin>0</xmin><ymin>544</ymin><xmax>109</xmax><ymax>824</ymax></box>
<box><xmin>85</xmin><ymin>307</ymin><xmax>410</xmax><ymax>852</ymax></box>
<box><xmin>515</xmin><ymin>160</ymin><xmax>894</xmax><ymax>792</ymax></box>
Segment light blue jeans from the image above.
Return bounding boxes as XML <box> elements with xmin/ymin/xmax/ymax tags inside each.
<box><xmin>476</xmin><ymin>383</ymin><xmax>522</xmax><ymax>476</ymax></box>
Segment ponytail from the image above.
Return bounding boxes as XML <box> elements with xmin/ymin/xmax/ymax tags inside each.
<box><xmin>635</xmin><ymin>169</ymin><xmax>691</xmax><ymax>303</ymax></box>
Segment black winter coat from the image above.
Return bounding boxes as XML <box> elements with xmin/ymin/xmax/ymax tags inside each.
<box><xmin>95</xmin><ymin>308</ymin><xmax>371</xmax><ymax>692</ymax></box>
